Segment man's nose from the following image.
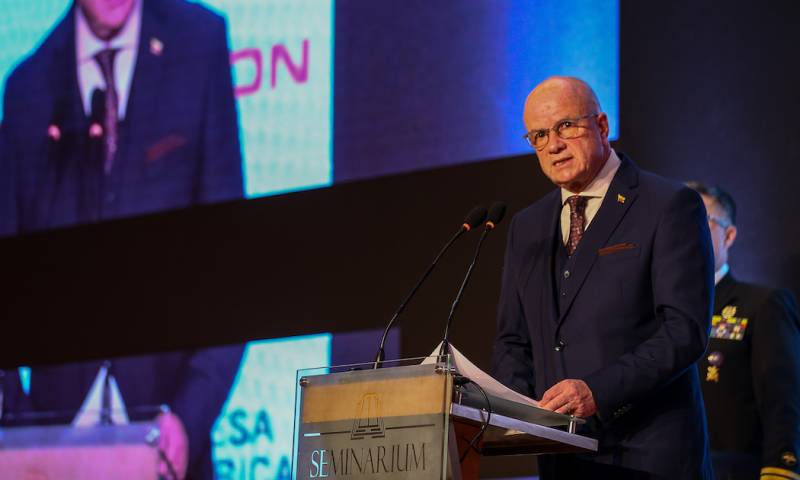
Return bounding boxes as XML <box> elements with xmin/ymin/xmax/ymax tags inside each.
<box><xmin>547</xmin><ymin>134</ymin><xmax>566</xmax><ymax>153</ymax></box>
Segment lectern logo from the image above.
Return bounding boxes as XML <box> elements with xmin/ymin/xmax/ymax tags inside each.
<box><xmin>351</xmin><ymin>393</ymin><xmax>385</xmax><ymax>440</ymax></box>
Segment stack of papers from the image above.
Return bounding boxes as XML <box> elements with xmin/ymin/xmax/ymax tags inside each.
<box><xmin>422</xmin><ymin>342</ymin><xmax>539</xmax><ymax>408</ymax></box>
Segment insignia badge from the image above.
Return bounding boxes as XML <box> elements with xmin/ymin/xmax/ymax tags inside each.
<box><xmin>617</xmin><ymin>194</ymin><xmax>626</xmax><ymax>204</ymax></box>
<box><xmin>782</xmin><ymin>451</ymin><xmax>798</xmax><ymax>467</ymax></box>
<box><xmin>707</xmin><ymin>351</ymin><xmax>724</xmax><ymax>366</ymax></box>
<box><xmin>711</xmin><ymin>307</ymin><xmax>749</xmax><ymax>341</ymax></box>
<box><xmin>706</xmin><ymin>351</ymin><xmax>723</xmax><ymax>382</ymax></box>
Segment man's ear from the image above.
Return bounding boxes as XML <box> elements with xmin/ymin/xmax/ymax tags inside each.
<box><xmin>597</xmin><ymin>112</ymin><xmax>609</xmax><ymax>138</ymax></box>
<box><xmin>724</xmin><ymin>225</ymin><xmax>738</xmax><ymax>250</ymax></box>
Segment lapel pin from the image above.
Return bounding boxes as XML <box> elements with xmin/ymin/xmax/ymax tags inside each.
<box><xmin>150</xmin><ymin>37</ymin><xmax>164</xmax><ymax>56</ymax></box>
<box><xmin>617</xmin><ymin>194</ymin><xmax>626</xmax><ymax>204</ymax></box>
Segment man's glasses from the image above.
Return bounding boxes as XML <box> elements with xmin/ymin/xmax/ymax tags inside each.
<box><xmin>522</xmin><ymin>113</ymin><xmax>599</xmax><ymax>150</ymax></box>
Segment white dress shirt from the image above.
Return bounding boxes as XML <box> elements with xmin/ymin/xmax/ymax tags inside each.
<box><xmin>559</xmin><ymin>149</ymin><xmax>622</xmax><ymax>244</ymax></box>
<box><xmin>714</xmin><ymin>263</ymin><xmax>729</xmax><ymax>286</ymax></box>
<box><xmin>75</xmin><ymin>0</ymin><xmax>142</xmax><ymax>120</ymax></box>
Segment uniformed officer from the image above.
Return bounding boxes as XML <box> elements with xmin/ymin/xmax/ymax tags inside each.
<box><xmin>688</xmin><ymin>181</ymin><xmax>800</xmax><ymax>480</ymax></box>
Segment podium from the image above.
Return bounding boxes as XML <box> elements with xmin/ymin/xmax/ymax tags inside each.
<box><xmin>0</xmin><ymin>421</ymin><xmax>160</xmax><ymax>479</ymax></box>
<box><xmin>293</xmin><ymin>358</ymin><xmax>597</xmax><ymax>479</ymax></box>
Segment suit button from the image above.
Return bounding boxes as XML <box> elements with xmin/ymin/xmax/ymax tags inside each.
<box><xmin>554</xmin><ymin>340</ymin><xmax>565</xmax><ymax>352</ymax></box>
<box><xmin>564</xmin><ymin>270</ymin><xmax>570</xmax><ymax>279</ymax></box>
<box><xmin>561</xmin><ymin>292</ymin><xmax>566</xmax><ymax>297</ymax></box>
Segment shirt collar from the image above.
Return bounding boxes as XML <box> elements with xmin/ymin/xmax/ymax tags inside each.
<box><xmin>561</xmin><ymin>148</ymin><xmax>622</xmax><ymax>204</ymax></box>
<box><xmin>714</xmin><ymin>263</ymin><xmax>729</xmax><ymax>286</ymax></box>
<box><xmin>76</xmin><ymin>0</ymin><xmax>142</xmax><ymax>63</ymax></box>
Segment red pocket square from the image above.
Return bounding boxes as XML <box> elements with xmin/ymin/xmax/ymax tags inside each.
<box><xmin>146</xmin><ymin>134</ymin><xmax>187</xmax><ymax>163</ymax></box>
<box><xmin>598</xmin><ymin>242</ymin><xmax>638</xmax><ymax>256</ymax></box>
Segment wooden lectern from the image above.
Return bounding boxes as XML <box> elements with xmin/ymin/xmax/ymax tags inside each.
<box><xmin>293</xmin><ymin>360</ymin><xmax>597</xmax><ymax>479</ymax></box>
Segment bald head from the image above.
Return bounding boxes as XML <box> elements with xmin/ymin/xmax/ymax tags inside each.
<box><xmin>524</xmin><ymin>76</ymin><xmax>601</xmax><ymax>121</ymax></box>
<box><xmin>522</xmin><ymin>76</ymin><xmax>610</xmax><ymax>192</ymax></box>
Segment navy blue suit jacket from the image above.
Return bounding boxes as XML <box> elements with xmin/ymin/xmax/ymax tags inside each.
<box><xmin>0</xmin><ymin>0</ymin><xmax>242</xmax><ymax>235</ymax></box>
<box><xmin>492</xmin><ymin>154</ymin><xmax>716</xmax><ymax>479</ymax></box>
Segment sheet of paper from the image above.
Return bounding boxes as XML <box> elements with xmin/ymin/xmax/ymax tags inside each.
<box><xmin>423</xmin><ymin>342</ymin><xmax>539</xmax><ymax>407</ymax></box>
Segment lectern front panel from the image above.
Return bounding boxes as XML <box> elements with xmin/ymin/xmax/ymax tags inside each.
<box><xmin>294</xmin><ymin>362</ymin><xmax>454</xmax><ymax>480</ymax></box>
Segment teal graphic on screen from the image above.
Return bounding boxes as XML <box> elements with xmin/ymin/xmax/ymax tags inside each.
<box><xmin>199</xmin><ymin>0</ymin><xmax>334</xmax><ymax>198</ymax></box>
<box><xmin>0</xmin><ymin>2</ymin><xmax>70</xmax><ymax>116</ymax></box>
<box><xmin>211</xmin><ymin>333</ymin><xmax>332</xmax><ymax>479</ymax></box>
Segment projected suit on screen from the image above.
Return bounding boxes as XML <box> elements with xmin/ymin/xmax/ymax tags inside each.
<box><xmin>0</xmin><ymin>0</ymin><xmax>242</xmax><ymax>236</ymax></box>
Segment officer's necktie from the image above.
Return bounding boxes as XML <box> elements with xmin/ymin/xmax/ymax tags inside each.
<box><xmin>94</xmin><ymin>48</ymin><xmax>119</xmax><ymax>174</ymax></box>
<box><xmin>566</xmin><ymin>195</ymin><xmax>588</xmax><ymax>256</ymax></box>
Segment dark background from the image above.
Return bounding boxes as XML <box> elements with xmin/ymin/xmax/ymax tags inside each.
<box><xmin>1</xmin><ymin>1</ymin><xmax>799</xmax><ymax>476</ymax></box>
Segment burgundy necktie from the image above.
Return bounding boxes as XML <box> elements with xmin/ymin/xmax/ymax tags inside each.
<box><xmin>566</xmin><ymin>195</ymin><xmax>588</xmax><ymax>256</ymax></box>
<box><xmin>94</xmin><ymin>48</ymin><xmax>119</xmax><ymax>174</ymax></box>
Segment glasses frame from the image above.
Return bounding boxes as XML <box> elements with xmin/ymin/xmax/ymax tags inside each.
<box><xmin>522</xmin><ymin>113</ymin><xmax>599</xmax><ymax>150</ymax></box>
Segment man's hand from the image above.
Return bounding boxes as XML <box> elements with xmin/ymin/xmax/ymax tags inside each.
<box><xmin>157</xmin><ymin>411</ymin><xmax>189</xmax><ymax>480</ymax></box>
<box><xmin>539</xmin><ymin>379</ymin><xmax>597</xmax><ymax>418</ymax></box>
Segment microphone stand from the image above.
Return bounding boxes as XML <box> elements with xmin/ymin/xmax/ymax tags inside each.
<box><xmin>438</xmin><ymin>228</ymin><xmax>490</xmax><ymax>362</ymax></box>
<box><xmin>373</xmin><ymin>228</ymin><xmax>466</xmax><ymax>369</ymax></box>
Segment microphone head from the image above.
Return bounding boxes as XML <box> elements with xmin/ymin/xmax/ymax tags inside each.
<box><xmin>47</xmin><ymin>124</ymin><xmax>61</xmax><ymax>142</ymax></box>
<box><xmin>90</xmin><ymin>88</ymin><xmax>105</xmax><ymax>123</ymax></box>
<box><xmin>486</xmin><ymin>202</ymin><xmax>507</xmax><ymax>230</ymax></box>
<box><xmin>462</xmin><ymin>206</ymin><xmax>488</xmax><ymax>232</ymax></box>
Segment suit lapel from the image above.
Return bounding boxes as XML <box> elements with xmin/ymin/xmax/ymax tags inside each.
<box><xmin>41</xmin><ymin>8</ymin><xmax>88</xmax><ymax>223</ymax></box>
<box><xmin>714</xmin><ymin>273</ymin><xmax>738</xmax><ymax>314</ymax></box>
<box><xmin>543</xmin><ymin>190</ymin><xmax>563</xmax><ymax>324</ymax></box>
<box><xmin>123</xmin><ymin>2</ymin><xmax>166</xmax><ymax>160</ymax></box>
<box><xmin>46</xmin><ymin>7</ymin><xmax>87</xmax><ymax>137</ymax></box>
<box><xmin>517</xmin><ymin>189</ymin><xmax>562</xmax><ymax>326</ymax></box>
<box><xmin>557</xmin><ymin>154</ymin><xmax>640</xmax><ymax>324</ymax></box>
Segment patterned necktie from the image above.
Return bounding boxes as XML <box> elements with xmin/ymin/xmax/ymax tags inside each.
<box><xmin>566</xmin><ymin>195</ymin><xmax>588</xmax><ymax>256</ymax></box>
<box><xmin>94</xmin><ymin>48</ymin><xmax>119</xmax><ymax>174</ymax></box>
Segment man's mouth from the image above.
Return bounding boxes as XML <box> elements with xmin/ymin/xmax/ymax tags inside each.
<box><xmin>552</xmin><ymin>157</ymin><xmax>572</xmax><ymax>168</ymax></box>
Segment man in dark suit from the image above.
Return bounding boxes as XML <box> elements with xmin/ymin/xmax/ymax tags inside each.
<box><xmin>491</xmin><ymin>76</ymin><xmax>716</xmax><ymax>479</ymax></box>
<box><xmin>687</xmin><ymin>182</ymin><xmax>800</xmax><ymax>480</ymax></box>
<box><xmin>0</xmin><ymin>0</ymin><xmax>242</xmax><ymax>236</ymax></box>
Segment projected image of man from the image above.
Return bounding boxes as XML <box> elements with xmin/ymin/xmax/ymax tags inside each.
<box><xmin>0</xmin><ymin>0</ymin><xmax>243</xmax><ymax>235</ymax></box>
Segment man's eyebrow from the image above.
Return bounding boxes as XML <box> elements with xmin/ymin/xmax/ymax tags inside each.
<box><xmin>531</xmin><ymin>117</ymin><xmax>573</xmax><ymax>131</ymax></box>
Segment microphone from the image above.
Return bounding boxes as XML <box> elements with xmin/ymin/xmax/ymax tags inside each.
<box><xmin>89</xmin><ymin>88</ymin><xmax>105</xmax><ymax>139</ymax></box>
<box><xmin>373</xmin><ymin>206</ymin><xmax>488</xmax><ymax>368</ymax></box>
<box><xmin>439</xmin><ymin>202</ymin><xmax>507</xmax><ymax>359</ymax></box>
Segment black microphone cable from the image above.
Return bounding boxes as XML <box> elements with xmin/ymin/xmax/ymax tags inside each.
<box><xmin>454</xmin><ymin>375</ymin><xmax>493</xmax><ymax>463</ymax></box>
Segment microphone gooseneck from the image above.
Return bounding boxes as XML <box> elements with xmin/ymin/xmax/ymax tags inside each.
<box><xmin>373</xmin><ymin>206</ymin><xmax>487</xmax><ymax>369</ymax></box>
<box><xmin>439</xmin><ymin>202</ymin><xmax>507</xmax><ymax>360</ymax></box>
